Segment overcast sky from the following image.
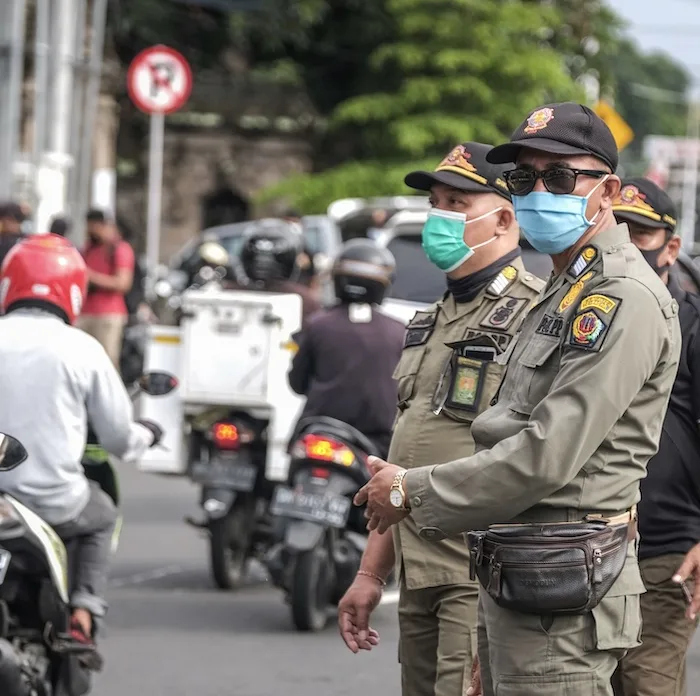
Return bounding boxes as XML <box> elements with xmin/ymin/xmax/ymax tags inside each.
<box><xmin>613</xmin><ymin>0</ymin><xmax>700</xmax><ymax>90</ymax></box>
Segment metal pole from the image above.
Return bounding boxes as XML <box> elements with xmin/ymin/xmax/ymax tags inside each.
<box><xmin>73</xmin><ymin>0</ymin><xmax>108</xmax><ymax>248</ymax></box>
<box><xmin>66</xmin><ymin>0</ymin><xmax>87</xmax><ymax>222</ymax></box>
<box><xmin>0</xmin><ymin>2</ymin><xmax>10</xmax><ymax>198</ymax></box>
<box><xmin>0</xmin><ymin>0</ymin><xmax>27</xmax><ymax>200</ymax></box>
<box><xmin>37</xmin><ymin>0</ymin><xmax>77</xmax><ymax>239</ymax></box>
<box><xmin>31</xmin><ymin>0</ymin><xmax>50</xmax><ymax>230</ymax></box>
<box><xmin>145</xmin><ymin>113</ymin><xmax>165</xmax><ymax>300</ymax></box>
<box><xmin>680</xmin><ymin>99</ymin><xmax>700</xmax><ymax>251</ymax></box>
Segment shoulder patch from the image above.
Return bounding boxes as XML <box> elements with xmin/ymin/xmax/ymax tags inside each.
<box><xmin>568</xmin><ymin>246</ymin><xmax>598</xmax><ymax>279</ymax></box>
<box><xmin>479</xmin><ymin>296</ymin><xmax>530</xmax><ymax>331</ymax></box>
<box><xmin>557</xmin><ymin>271</ymin><xmax>596</xmax><ymax>314</ymax></box>
<box><xmin>568</xmin><ymin>295</ymin><xmax>622</xmax><ymax>352</ymax></box>
<box><xmin>486</xmin><ymin>265</ymin><xmax>518</xmax><ymax>297</ymax></box>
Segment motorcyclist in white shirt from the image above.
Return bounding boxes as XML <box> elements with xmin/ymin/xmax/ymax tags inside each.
<box><xmin>0</xmin><ymin>233</ymin><xmax>163</xmax><ymax>669</ymax></box>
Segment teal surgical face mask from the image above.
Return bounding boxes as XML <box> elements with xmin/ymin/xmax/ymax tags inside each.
<box><xmin>421</xmin><ymin>207</ymin><xmax>503</xmax><ymax>273</ymax></box>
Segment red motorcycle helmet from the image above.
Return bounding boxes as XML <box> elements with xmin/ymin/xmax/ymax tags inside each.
<box><xmin>0</xmin><ymin>233</ymin><xmax>88</xmax><ymax>324</ymax></box>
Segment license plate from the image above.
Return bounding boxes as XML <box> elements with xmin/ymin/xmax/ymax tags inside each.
<box><xmin>270</xmin><ymin>486</ymin><xmax>351</xmax><ymax>528</ymax></box>
<box><xmin>190</xmin><ymin>454</ymin><xmax>257</xmax><ymax>491</ymax></box>
<box><xmin>0</xmin><ymin>549</ymin><xmax>11</xmax><ymax>585</ymax></box>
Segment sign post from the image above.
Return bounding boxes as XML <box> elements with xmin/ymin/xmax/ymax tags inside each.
<box><xmin>127</xmin><ymin>45</ymin><xmax>192</xmax><ymax>297</ymax></box>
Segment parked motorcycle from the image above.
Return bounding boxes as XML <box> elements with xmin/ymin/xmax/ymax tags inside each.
<box><xmin>0</xmin><ymin>371</ymin><xmax>176</xmax><ymax>696</ymax></box>
<box><xmin>265</xmin><ymin>416</ymin><xmax>377</xmax><ymax>631</ymax></box>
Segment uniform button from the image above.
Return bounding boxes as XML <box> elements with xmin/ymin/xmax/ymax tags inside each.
<box><xmin>490</xmin><ymin>397</ymin><xmax>497</xmax><ymax>406</ymax></box>
<box><xmin>524</xmin><ymin>274</ymin><xmax>533</xmax><ymax>281</ymax></box>
<box><xmin>412</xmin><ymin>496</ymin><xmax>422</xmax><ymax>507</ymax></box>
<box><xmin>424</xmin><ymin>529</ymin><xmax>436</xmax><ymax>539</ymax></box>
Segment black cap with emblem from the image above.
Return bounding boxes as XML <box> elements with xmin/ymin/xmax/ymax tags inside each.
<box><xmin>612</xmin><ymin>178</ymin><xmax>677</xmax><ymax>233</ymax></box>
<box><xmin>486</xmin><ymin>102</ymin><xmax>619</xmax><ymax>173</ymax></box>
<box><xmin>405</xmin><ymin>142</ymin><xmax>512</xmax><ymax>201</ymax></box>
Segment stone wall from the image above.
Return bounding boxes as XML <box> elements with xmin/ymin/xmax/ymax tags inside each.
<box><xmin>116</xmin><ymin>130</ymin><xmax>312</xmax><ymax>261</ymax></box>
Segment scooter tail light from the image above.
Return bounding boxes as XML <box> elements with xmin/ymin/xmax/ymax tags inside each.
<box><xmin>210</xmin><ymin>422</ymin><xmax>255</xmax><ymax>450</ymax></box>
<box><xmin>302</xmin><ymin>434</ymin><xmax>356</xmax><ymax>467</ymax></box>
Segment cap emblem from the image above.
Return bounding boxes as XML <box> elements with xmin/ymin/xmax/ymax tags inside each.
<box><xmin>614</xmin><ymin>185</ymin><xmax>654</xmax><ymax>213</ymax></box>
<box><xmin>438</xmin><ymin>145</ymin><xmax>476</xmax><ymax>173</ymax></box>
<box><xmin>524</xmin><ymin>107</ymin><xmax>554</xmax><ymax>134</ymax></box>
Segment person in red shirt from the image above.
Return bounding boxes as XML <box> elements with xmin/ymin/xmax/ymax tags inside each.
<box><xmin>77</xmin><ymin>209</ymin><xmax>135</xmax><ymax>368</ymax></box>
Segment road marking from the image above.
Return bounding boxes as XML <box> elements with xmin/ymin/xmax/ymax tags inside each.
<box><xmin>109</xmin><ymin>564</ymin><xmax>184</xmax><ymax>588</ymax></box>
<box><xmin>380</xmin><ymin>589</ymin><xmax>400</xmax><ymax>605</ymax></box>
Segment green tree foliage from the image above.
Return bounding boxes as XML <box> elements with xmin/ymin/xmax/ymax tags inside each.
<box><xmin>259</xmin><ymin>0</ymin><xmax>583</xmax><ymax>212</ymax></box>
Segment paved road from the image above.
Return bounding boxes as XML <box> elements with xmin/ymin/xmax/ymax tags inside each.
<box><xmin>95</xmin><ymin>465</ymin><xmax>401</xmax><ymax>696</ymax></box>
<box><xmin>95</xmin><ymin>464</ymin><xmax>700</xmax><ymax>696</ymax></box>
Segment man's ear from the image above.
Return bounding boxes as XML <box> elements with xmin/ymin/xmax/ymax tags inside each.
<box><xmin>600</xmin><ymin>175</ymin><xmax>621</xmax><ymax>210</ymax></box>
<box><xmin>494</xmin><ymin>206</ymin><xmax>515</xmax><ymax>236</ymax></box>
<box><xmin>666</xmin><ymin>235</ymin><xmax>681</xmax><ymax>266</ymax></box>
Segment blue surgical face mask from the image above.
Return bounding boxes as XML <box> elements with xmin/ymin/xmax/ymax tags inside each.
<box><xmin>421</xmin><ymin>207</ymin><xmax>503</xmax><ymax>273</ymax></box>
<box><xmin>512</xmin><ymin>175</ymin><xmax>609</xmax><ymax>255</ymax></box>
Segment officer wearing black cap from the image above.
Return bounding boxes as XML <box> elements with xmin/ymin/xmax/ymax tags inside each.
<box><xmin>337</xmin><ymin>142</ymin><xmax>545</xmax><ymax>696</ymax></box>
<box><xmin>349</xmin><ymin>106</ymin><xmax>682</xmax><ymax>696</ymax></box>
<box><xmin>612</xmin><ymin>178</ymin><xmax>700</xmax><ymax>696</ymax></box>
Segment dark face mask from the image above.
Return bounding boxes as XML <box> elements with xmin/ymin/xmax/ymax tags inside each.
<box><xmin>639</xmin><ymin>244</ymin><xmax>670</xmax><ymax>276</ymax></box>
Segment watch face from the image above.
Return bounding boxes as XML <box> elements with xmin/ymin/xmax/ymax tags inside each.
<box><xmin>390</xmin><ymin>489</ymin><xmax>403</xmax><ymax>508</ymax></box>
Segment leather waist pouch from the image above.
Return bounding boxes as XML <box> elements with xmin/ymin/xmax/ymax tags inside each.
<box><xmin>467</xmin><ymin>519</ymin><xmax>636</xmax><ymax>615</ymax></box>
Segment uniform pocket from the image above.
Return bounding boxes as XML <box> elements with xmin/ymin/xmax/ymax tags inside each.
<box><xmin>590</xmin><ymin>593</ymin><xmax>642</xmax><ymax>652</ymax></box>
<box><xmin>507</xmin><ymin>336</ymin><xmax>560</xmax><ymax>411</ymax></box>
<box><xmin>393</xmin><ymin>346</ymin><xmax>427</xmax><ymax>405</ymax></box>
<box><xmin>496</xmin><ymin>673</ymin><xmax>596</xmax><ymax>695</ymax></box>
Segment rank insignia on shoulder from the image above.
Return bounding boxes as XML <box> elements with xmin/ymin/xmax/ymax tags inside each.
<box><xmin>568</xmin><ymin>295</ymin><xmax>621</xmax><ymax>352</ymax></box>
<box><xmin>557</xmin><ymin>271</ymin><xmax>595</xmax><ymax>314</ymax></box>
<box><xmin>479</xmin><ymin>296</ymin><xmax>529</xmax><ymax>331</ymax></box>
<box><xmin>486</xmin><ymin>265</ymin><xmax>518</xmax><ymax>296</ymax></box>
<box><xmin>568</xmin><ymin>246</ymin><xmax>598</xmax><ymax>279</ymax></box>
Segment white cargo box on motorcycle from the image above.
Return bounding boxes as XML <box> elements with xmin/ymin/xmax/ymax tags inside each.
<box><xmin>179</xmin><ymin>288</ymin><xmax>302</xmax><ymax>406</ymax></box>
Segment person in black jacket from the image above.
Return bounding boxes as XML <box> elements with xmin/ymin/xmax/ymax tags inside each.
<box><xmin>288</xmin><ymin>239</ymin><xmax>405</xmax><ymax>458</ymax></box>
<box><xmin>612</xmin><ymin>178</ymin><xmax>700</xmax><ymax>696</ymax></box>
<box><xmin>0</xmin><ymin>201</ymin><xmax>26</xmax><ymax>267</ymax></box>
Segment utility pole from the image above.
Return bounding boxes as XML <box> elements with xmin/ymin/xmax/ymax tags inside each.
<box><xmin>0</xmin><ymin>0</ymin><xmax>27</xmax><ymax>200</ymax></box>
<box><xmin>680</xmin><ymin>99</ymin><xmax>700</xmax><ymax>251</ymax></box>
<box><xmin>36</xmin><ymin>0</ymin><xmax>78</xmax><ymax>237</ymax></box>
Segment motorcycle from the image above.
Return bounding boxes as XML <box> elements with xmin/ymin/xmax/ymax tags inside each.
<box><xmin>186</xmin><ymin>409</ymin><xmax>282</xmax><ymax>591</ymax></box>
<box><xmin>0</xmin><ymin>371</ymin><xmax>176</xmax><ymax>696</ymax></box>
<box><xmin>265</xmin><ymin>416</ymin><xmax>377</xmax><ymax>631</ymax></box>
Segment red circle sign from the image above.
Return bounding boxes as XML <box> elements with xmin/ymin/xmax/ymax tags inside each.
<box><xmin>127</xmin><ymin>45</ymin><xmax>193</xmax><ymax>115</ymax></box>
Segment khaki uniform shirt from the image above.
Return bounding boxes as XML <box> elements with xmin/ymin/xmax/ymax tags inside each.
<box><xmin>405</xmin><ymin>224</ymin><xmax>682</xmax><ymax>593</ymax></box>
<box><xmin>390</xmin><ymin>256</ymin><xmax>546</xmax><ymax>589</ymax></box>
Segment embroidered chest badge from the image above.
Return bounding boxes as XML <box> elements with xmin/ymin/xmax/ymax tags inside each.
<box><xmin>524</xmin><ymin>107</ymin><xmax>554</xmax><ymax>134</ymax></box>
<box><xmin>557</xmin><ymin>271</ymin><xmax>595</xmax><ymax>314</ymax></box>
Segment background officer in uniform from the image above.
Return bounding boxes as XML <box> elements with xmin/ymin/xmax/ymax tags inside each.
<box><xmin>355</xmin><ymin>103</ymin><xmax>682</xmax><ymax>696</ymax></box>
<box><xmin>611</xmin><ymin>178</ymin><xmax>700</xmax><ymax>696</ymax></box>
<box><xmin>337</xmin><ymin>142</ymin><xmax>546</xmax><ymax>696</ymax></box>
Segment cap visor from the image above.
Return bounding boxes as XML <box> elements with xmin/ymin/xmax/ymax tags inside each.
<box><xmin>486</xmin><ymin>138</ymin><xmax>591</xmax><ymax>165</ymax></box>
<box><xmin>404</xmin><ymin>170</ymin><xmax>490</xmax><ymax>194</ymax></box>
<box><xmin>614</xmin><ymin>211</ymin><xmax>669</xmax><ymax>230</ymax></box>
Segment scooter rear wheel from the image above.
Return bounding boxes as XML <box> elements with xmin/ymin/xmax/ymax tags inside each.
<box><xmin>209</xmin><ymin>505</ymin><xmax>249</xmax><ymax>591</ymax></box>
<box><xmin>290</xmin><ymin>543</ymin><xmax>333</xmax><ymax>632</ymax></box>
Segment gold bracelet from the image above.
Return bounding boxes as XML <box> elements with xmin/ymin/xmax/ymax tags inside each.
<box><xmin>357</xmin><ymin>569</ymin><xmax>387</xmax><ymax>586</ymax></box>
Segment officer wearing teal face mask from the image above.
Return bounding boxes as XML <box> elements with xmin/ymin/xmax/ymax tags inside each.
<box><xmin>350</xmin><ymin>104</ymin><xmax>682</xmax><ymax>696</ymax></box>
<box><xmin>337</xmin><ymin>142</ymin><xmax>546</xmax><ymax>696</ymax></box>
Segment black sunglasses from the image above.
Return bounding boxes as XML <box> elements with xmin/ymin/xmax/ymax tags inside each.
<box><xmin>503</xmin><ymin>167</ymin><xmax>608</xmax><ymax>196</ymax></box>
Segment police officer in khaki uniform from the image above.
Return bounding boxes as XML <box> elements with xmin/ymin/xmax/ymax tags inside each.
<box><xmin>337</xmin><ymin>142</ymin><xmax>546</xmax><ymax>696</ymax></box>
<box><xmin>355</xmin><ymin>103</ymin><xmax>682</xmax><ymax>696</ymax></box>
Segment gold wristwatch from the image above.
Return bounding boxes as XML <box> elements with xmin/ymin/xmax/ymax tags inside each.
<box><xmin>389</xmin><ymin>470</ymin><xmax>409</xmax><ymax>510</ymax></box>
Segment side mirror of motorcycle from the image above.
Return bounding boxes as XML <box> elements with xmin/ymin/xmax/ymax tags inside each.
<box><xmin>0</xmin><ymin>434</ymin><xmax>28</xmax><ymax>472</ymax></box>
<box><xmin>139</xmin><ymin>371</ymin><xmax>178</xmax><ymax>397</ymax></box>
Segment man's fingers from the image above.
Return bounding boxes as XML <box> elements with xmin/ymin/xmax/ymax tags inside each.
<box><xmin>367</xmin><ymin>456</ymin><xmax>387</xmax><ymax>475</ymax></box>
<box><xmin>354</xmin><ymin>603</ymin><xmax>371</xmax><ymax>644</ymax></box>
<box><xmin>366</xmin><ymin>512</ymin><xmax>381</xmax><ymax>532</ymax></box>
<box><xmin>354</xmin><ymin>484</ymin><xmax>369</xmax><ymax>506</ymax></box>
<box><xmin>674</xmin><ymin>558</ymin><xmax>696</xmax><ymax>585</ymax></box>
<box><xmin>376</xmin><ymin>516</ymin><xmax>391</xmax><ymax>535</ymax></box>
<box><xmin>338</xmin><ymin>610</ymin><xmax>359</xmax><ymax>653</ymax></box>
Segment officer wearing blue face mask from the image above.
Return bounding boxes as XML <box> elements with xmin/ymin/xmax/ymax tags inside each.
<box><xmin>337</xmin><ymin>142</ymin><xmax>546</xmax><ymax>696</ymax></box>
<box><xmin>349</xmin><ymin>104</ymin><xmax>682</xmax><ymax>696</ymax></box>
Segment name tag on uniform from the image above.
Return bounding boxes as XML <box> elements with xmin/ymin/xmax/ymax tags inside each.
<box><xmin>535</xmin><ymin>314</ymin><xmax>564</xmax><ymax>339</ymax></box>
<box><xmin>445</xmin><ymin>356</ymin><xmax>487</xmax><ymax>412</ymax></box>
